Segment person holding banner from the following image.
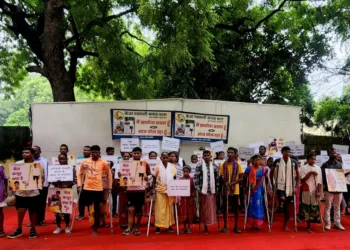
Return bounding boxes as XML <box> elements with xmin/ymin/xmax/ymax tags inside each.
<box><xmin>118</xmin><ymin>152</ymin><xmax>132</xmax><ymax>228</ymax></box>
<box><xmin>77</xmin><ymin>145</ymin><xmax>112</xmax><ymax>236</ymax></box>
<box><xmin>321</xmin><ymin>148</ymin><xmax>346</xmax><ymax>231</ymax></box>
<box><xmin>51</xmin><ymin>154</ymin><xmax>75</xmax><ymax>234</ymax></box>
<box><xmin>154</xmin><ymin>152</ymin><xmax>177</xmax><ymax>234</ymax></box>
<box><xmin>299</xmin><ymin>154</ymin><xmax>322</xmax><ymax>233</ymax></box>
<box><xmin>194</xmin><ymin>150</ymin><xmax>219</xmax><ymax>234</ymax></box>
<box><xmin>219</xmin><ymin>147</ymin><xmax>244</xmax><ymax>234</ymax></box>
<box><xmin>0</xmin><ymin>165</ymin><xmax>8</xmax><ymax>237</ymax></box>
<box><xmin>8</xmin><ymin>148</ymin><xmax>42</xmax><ymax>239</ymax></box>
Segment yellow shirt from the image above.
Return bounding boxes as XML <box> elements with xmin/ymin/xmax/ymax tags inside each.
<box><xmin>219</xmin><ymin>161</ymin><xmax>244</xmax><ymax>195</ymax></box>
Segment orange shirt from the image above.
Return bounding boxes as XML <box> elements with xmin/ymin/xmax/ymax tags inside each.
<box><xmin>78</xmin><ymin>158</ymin><xmax>112</xmax><ymax>191</ymax></box>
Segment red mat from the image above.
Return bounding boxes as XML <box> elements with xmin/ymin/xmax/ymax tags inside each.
<box><xmin>1</xmin><ymin>206</ymin><xmax>350</xmax><ymax>250</ymax></box>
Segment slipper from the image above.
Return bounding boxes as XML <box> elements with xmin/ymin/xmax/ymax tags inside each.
<box><xmin>0</xmin><ymin>232</ymin><xmax>5</xmax><ymax>237</ymax></box>
<box><xmin>133</xmin><ymin>229</ymin><xmax>141</xmax><ymax>236</ymax></box>
<box><xmin>180</xmin><ymin>229</ymin><xmax>188</xmax><ymax>234</ymax></box>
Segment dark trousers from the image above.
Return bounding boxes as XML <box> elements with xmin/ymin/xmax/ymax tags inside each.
<box><xmin>343</xmin><ymin>185</ymin><xmax>350</xmax><ymax>211</ymax></box>
<box><xmin>37</xmin><ymin>187</ymin><xmax>48</xmax><ymax>224</ymax></box>
<box><xmin>112</xmin><ymin>191</ymin><xmax>118</xmax><ymax>214</ymax></box>
<box><xmin>78</xmin><ymin>189</ymin><xmax>89</xmax><ymax>217</ymax></box>
<box><xmin>56</xmin><ymin>213</ymin><xmax>70</xmax><ymax>227</ymax></box>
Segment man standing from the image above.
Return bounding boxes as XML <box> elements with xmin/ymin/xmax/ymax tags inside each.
<box><xmin>33</xmin><ymin>146</ymin><xmax>48</xmax><ymax>226</ymax></box>
<box><xmin>322</xmin><ymin>148</ymin><xmax>345</xmax><ymax>231</ymax></box>
<box><xmin>194</xmin><ymin>150</ymin><xmax>219</xmax><ymax>234</ymax></box>
<box><xmin>273</xmin><ymin>146</ymin><xmax>299</xmax><ymax>231</ymax></box>
<box><xmin>219</xmin><ymin>147</ymin><xmax>244</xmax><ymax>234</ymax></box>
<box><xmin>106</xmin><ymin>147</ymin><xmax>118</xmax><ymax>218</ymax></box>
<box><xmin>8</xmin><ymin>148</ymin><xmax>43</xmax><ymax>239</ymax></box>
<box><xmin>76</xmin><ymin>146</ymin><xmax>91</xmax><ymax>220</ymax></box>
<box><xmin>77</xmin><ymin>145</ymin><xmax>112</xmax><ymax>236</ymax></box>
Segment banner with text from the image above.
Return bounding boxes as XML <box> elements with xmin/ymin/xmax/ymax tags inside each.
<box><xmin>173</xmin><ymin>112</ymin><xmax>229</xmax><ymax>143</ymax></box>
<box><xmin>48</xmin><ymin>165</ymin><xmax>74</xmax><ymax>182</ymax></box>
<box><xmin>9</xmin><ymin>163</ymin><xmax>43</xmax><ymax>191</ymax></box>
<box><xmin>47</xmin><ymin>188</ymin><xmax>74</xmax><ymax>214</ymax></box>
<box><xmin>111</xmin><ymin>109</ymin><xmax>172</xmax><ymax>140</ymax></box>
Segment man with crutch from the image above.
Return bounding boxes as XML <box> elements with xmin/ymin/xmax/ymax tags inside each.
<box><xmin>218</xmin><ymin>147</ymin><xmax>244</xmax><ymax>234</ymax></box>
<box><xmin>77</xmin><ymin>145</ymin><xmax>112</xmax><ymax>236</ymax></box>
<box><xmin>272</xmin><ymin>146</ymin><xmax>299</xmax><ymax>232</ymax></box>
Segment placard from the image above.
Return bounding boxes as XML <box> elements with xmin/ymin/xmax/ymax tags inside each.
<box><xmin>238</xmin><ymin>147</ymin><xmax>255</xmax><ymax>160</ymax></box>
<box><xmin>76</xmin><ymin>156</ymin><xmax>85</xmax><ymax>173</ymax></box>
<box><xmin>277</xmin><ymin>137</ymin><xmax>285</xmax><ymax>152</ymax></box>
<box><xmin>289</xmin><ymin>144</ymin><xmax>305</xmax><ymax>157</ymax></box>
<box><xmin>325</xmin><ymin>169</ymin><xmax>347</xmax><ymax>192</ymax></box>
<box><xmin>316</xmin><ymin>155</ymin><xmax>329</xmax><ymax>166</ymax></box>
<box><xmin>173</xmin><ymin>112</ymin><xmax>229</xmax><ymax>143</ymax></box>
<box><xmin>9</xmin><ymin>163</ymin><xmax>43</xmax><ymax>191</ymax></box>
<box><xmin>176</xmin><ymin>163</ymin><xmax>183</xmax><ymax>179</ymax></box>
<box><xmin>167</xmin><ymin>180</ymin><xmax>191</xmax><ymax>197</ymax></box>
<box><xmin>285</xmin><ymin>141</ymin><xmax>296</xmax><ymax>146</ymax></box>
<box><xmin>52</xmin><ymin>154</ymin><xmax>76</xmax><ymax>166</ymax></box>
<box><xmin>48</xmin><ymin>165</ymin><xmax>73</xmax><ymax>182</ymax></box>
<box><xmin>188</xmin><ymin>163</ymin><xmax>198</xmax><ymax>177</ymax></box>
<box><xmin>321</xmin><ymin>150</ymin><xmax>328</xmax><ymax>156</ymax></box>
<box><xmin>162</xmin><ymin>136</ymin><xmax>180</xmax><ymax>151</ymax></box>
<box><xmin>341</xmin><ymin>154</ymin><xmax>350</xmax><ymax>171</ymax></box>
<box><xmin>47</xmin><ymin>188</ymin><xmax>74</xmax><ymax>214</ymax></box>
<box><xmin>194</xmin><ymin>150</ymin><xmax>203</xmax><ymax>163</ymax></box>
<box><xmin>101</xmin><ymin>155</ymin><xmax>119</xmax><ymax>171</ymax></box>
<box><xmin>119</xmin><ymin>161</ymin><xmax>146</xmax><ymax>188</ymax></box>
<box><xmin>145</xmin><ymin>159</ymin><xmax>161</xmax><ymax>175</ymax></box>
<box><xmin>249</xmin><ymin>141</ymin><xmax>265</xmax><ymax>154</ymax></box>
<box><xmin>121</xmin><ymin>138</ymin><xmax>140</xmax><ymax>152</ymax></box>
<box><xmin>272</xmin><ymin>152</ymin><xmax>282</xmax><ymax>161</ymax></box>
<box><xmin>141</xmin><ymin>140</ymin><xmax>160</xmax><ymax>154</ymax></box>
<box><xmin>111</xmin><ymin>109</ymin><xmax>172</xmax><ymax>140</ymax></box>
<box><xmin>214</xmin><ymin>160</ymin><xmax>225</xmax><ymax>167</ymax></box>
<box><xmin>333</xmin><ymin>144</ymin><xmax>349</xmax><ymax>155</ymax></box>
<box><xmin>241</xmin><ymin>161</ymin><xmax>248</xmax><ymax>171</ymax></box>
<box><xmin>210</xmin><ymin>141</ymin><xmax>225</xmax><ymax>153</ymax></box>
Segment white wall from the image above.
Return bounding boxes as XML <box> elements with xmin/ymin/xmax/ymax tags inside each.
<box><xmin>31</xmin><ymin>99</ymin><xmax>301</xmax><ymax>163</ymax></box>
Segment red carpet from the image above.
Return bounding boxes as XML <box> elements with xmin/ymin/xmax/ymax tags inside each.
<box><xmin>1</xmin><ymin>206</ymin><xmax>350</xmax><ymax>250</ymax></box>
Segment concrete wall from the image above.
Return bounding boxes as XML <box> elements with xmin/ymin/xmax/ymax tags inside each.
<box><xmin>31</xmin><ymin>99</ymin><xmax>301</xmax><ymax>163</ymax></box>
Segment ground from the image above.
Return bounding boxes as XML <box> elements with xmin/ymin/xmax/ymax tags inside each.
<box><xmin>1</xmin><ymin>206</ymin><xmax>350</xmax><ymax>250</ymax></box>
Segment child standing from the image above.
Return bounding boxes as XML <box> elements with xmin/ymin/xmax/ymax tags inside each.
<box><xmin>178</xmin><ymin>166</ymin><xmax>197</xmax><ymax>234</ymax></box>
<box><xmin>0</xmin><ymin>165</ymin><xmax>8</xmax><ymax>237</ymax></box>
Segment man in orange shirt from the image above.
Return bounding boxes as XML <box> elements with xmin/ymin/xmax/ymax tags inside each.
<box><xmin>77</xmin><ymin>145</ymin><xmax>112</xmax><ymax>236</ymax></box>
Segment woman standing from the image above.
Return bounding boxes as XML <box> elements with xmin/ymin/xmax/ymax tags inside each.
<box><xmin>245</xmin><ymin>155</ymin><xmax>269</xmax><ymax>230</ymax></box>
<box><xmin>299</xmin><ymin>154</ymin><xmax>322</xmax><ymax>233</ymax></box>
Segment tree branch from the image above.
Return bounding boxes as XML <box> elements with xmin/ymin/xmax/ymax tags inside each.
<box><xmin>120</xmin><ymin>30</ymin><xmax>155</xmax><ymax>48</ymax></box>
<box><xmin>26</xmin><ymin>65</ymin><xmax>44</xmax><ymax>75</ymax></box>
<box><xmin>65</xmin><ymin>8</ymin><xmax>136</xmax><ymax>47</ymax></box>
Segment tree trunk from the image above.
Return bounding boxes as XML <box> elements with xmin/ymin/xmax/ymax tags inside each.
<box><xmin>42</xmin><ymin>0</ymin><xmax>76</xmax><ymax>102</ymax></box>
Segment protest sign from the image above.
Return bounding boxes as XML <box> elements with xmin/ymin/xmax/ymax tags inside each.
<box><xmin>341</xmin><ymin>154</ymin><xmax>350</xmax><ymax>171</ymax></box>
<box><xmin>162</xmin><ymin>136</ymin><xmax>180</xmax><ymax>151</ymax></box>
<box><xmin>321</xmin><ymin>150</ymin><xmax>328</xmax><ymax>156</ymax></box>
<box><xmin>325</xmin><ymin>169</ymin><xmax>347</xmax><ymax>192</ymax></box>
<box><xmin>52</xmin><ymin>154</ymin><xmax>75</xmax><ymax>166</ymax></box>
<box><xmin>249</xmin><ymin>141</ymin><xmax>265</xmax><ymax>154</ymax></box>
<box><xmin>316</xmin><ymin>155</ymin><xmax>329</xmax><ymax>166</ymax></box>
<box><xmin>176</xmin><ymin>163</ymin><xmax>183</xmax><ymax>179</ymax></box>
<box><xmin>119</xmin><ymin>161</ymin><xmax>146</xmax><ymax>189</ymax></box>
<box><xmin>145</xmin><ymin>159</ymin><xmax>161</xmax><ymax>175</ymax></box>
<box><xmin>76</xmin><ymin>156</ymin><xmax>84</xmax><ymax>173</ymax></box>
<box><xmin>333</xmin><ymin>144</ymin><xmax>349</xmax><ymax>155</ymax></box>
<box><xmin>48</xmin><ymin>165</ymin><xmax>73</xmax><ymax>182</ymax></box>
<box><xmin>9</xmin><ymin>163</ymin><xmax>42</xmax><ymax>191</ymax></box>
<box><xmin>272</xmin><ymin>152</ymin><xmax>282</xmax><ymax>161</ymax></box>
<box><xmin>173</xmin><ymin>112</ymin><xmax>229</xmax><ymax>143</ymax></box>
<box><xmin>285</xmin><ymin>141</ymin><xmax>296</xmax><ymax>146</ymax></box>
<box><xmin>141</xmin><ymin>140</ymin><xmax>160</xmax><ymax>154</ymax></box>
<box><xmin>121</xmin><ymin>138</ymin><xmax>140</xmax><ymax>152</ymax></box>
<box><xmin>194</xmin><ymin>150</ymin><xmax>203</xmax><ymax>163</ymax></box>
<box><xmin>188</xmin><ymin>163</ymin><xmax>198</xmax><ymax>177</ymax></box>
<box><xmin>289</xmin><ymin>144</ymin><xmax>305</xmax><ymax>157</ymax></box>
<box><xmin>111</xmin><ymin>109</ymin><xmax>172</xmax><ymax>140</ymax></box>
<box><xmin>101</xmin><ymin>155</ymin><xmax>120</xmax><ymax>172</ymax></box>
<box><xmin>47</xmin><ymin>188</ymin><xmax>74</xmax><ymax>214</ymax></box>
<box><xmin>210</xmin><ymin>141</ymin><xmax>225</xmax><ymax>153</ymax></box>
<box><xmin>238</xmin><ymin>147</ymin><xmax>255</xmax><ymax>160</ymax></box>
<box><xmin>241</xmin><ymin>161</ymin><xmax>248</xmax><ymax>171</ymax></box>
<box><xmin>214</xmin><ymin>159</ymin><xmax>225</xmax><ymax>167</ymax></box>
<box><xmin>167</xmin><ymin>180</ymin><xmax>191</xmax><ymax>197</ymax></box>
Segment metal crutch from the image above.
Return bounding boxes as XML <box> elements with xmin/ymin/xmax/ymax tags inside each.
<box><xmin>263</xmin><ymin>176</ymin><xmax>271</xmax><ymax>232</ymax></box>
<box><xmin>198</xmin><ymin>194</ymin><xmax>201</xmax><ymax>235</ymax></box>
<box><xmin>314</xmin><ymin>176</ymin><xmax>325</xmax><ymax>233</ymax></box>
<box><xmin>109</xmin><ymin>192</ymin><xmax>114</xmax><ymax>234</ymax></box>
<box><xmin>243</xmin><ymin>175</ymin><xmax>251</xmax><ymax>232</ymax></box>
<box><xmin>69</xmin><ymin>163</ymin><xmax>87</xmax><ymax>237</ymax></box>
<box><xmin>292</xmin><ymin>164</ymin><xmax>298</xmax><ymax>233</ymax></box>
<box><xmin>146</xmin><ymin>195</ymin><xmax>154</xmax><ymax>237</ymax></box>
<box><xmin>271</xmin><ymin>165</ymin><xmax>279</xmax><ymax>229</ymax></box>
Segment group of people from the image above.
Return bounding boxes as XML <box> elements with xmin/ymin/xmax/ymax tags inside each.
<box><xmin>0</xmin><ymin>143</ymin><xmax>349</xmax><ymax>239</ymax></box>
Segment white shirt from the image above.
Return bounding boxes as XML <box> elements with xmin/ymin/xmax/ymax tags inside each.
<box><xmin>36</xmin><ymin>157</ymin><xmax>49</xmax><ymax>187</ymax></box>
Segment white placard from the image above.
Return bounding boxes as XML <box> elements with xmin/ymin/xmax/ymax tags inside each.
<box><xmin>241</xmin><ymin>161</ymin><xmax>248</xmax><ymax>171</ymax></box>
<box><xmin>121</xmin><ymin>138</ymin><xmax>140</xmax><ymax>152</ymax></box>
<box><xmin>285</xmin><ymin>141</ymin><xmax>295</xmax><ymax>146</ymax></box>
<box><xmin>76</xmin><ymin>156</ymin><xmax>84</xmax><ymax>173</ymax></box>
<box><xmin>289</xmin><ymin>144</ymin><xmax>305</xmax><ymax>156</ymax></box>
<box><xmin>162</xmin><ymin>136</ymin><xmax>180</xmax><ymax>151</ymax></box>
<box><xmin>214</xmin><ymin>159</ymin><xmax>225</xmax><ymax>167</ymax></box>
<box><xmin>188</xmin><ymin>163</ymin><xmax>197</xmax><ymax>177</ymax></box>
<box><xmin>210</xmin><ymin>141</ymin><xmax>225</xmax><ymax>153</ymax></box>
<box><xmin>101</xmin><ymin>155</ymin><xmax>119</xmax><ymax>172</ymax></box>
<box><xmin>341</xmin><ymin>154</ymin><xmax>350</xmax><ymax>171</ymax></box>
<box><xmin>238</xmin><ymin>147</ymin><xmax>255</xmax><ymax>160</ymax></box>
<box><xmin>176</xmin><ymin>163</ymin><xmax>183</xmax><ymax>179</ymax></box>
<box><xmin>249</xmin><ymin>141</ymin><xmax>265</xmax><ymax>154</ymax></box>
<box><xmin>145</xmin><ymin>159</ymin><xmax>161</xmax><ymax>175</ymax></box>
<box><xmin>316</xmin><ymin>155</ymin><xmax>329</xmax><ymax>166</ymax></box>
<box><xmin>141</xmin><ymin>140</ymin><xmax>160</xmax><ymax>154</ymax></box>
<box><xmin>194</xmin><ymin>150</ymin><xmax>203</xmax><ymax>163</ymax></box>
<box><xmin>321</xmin><ymin>150</ymin><xmax>328</xmax><ymax>156</ymax></box>
<box><xmin>48</xmin><ymin>165</ymin><xmax>73</xmax><ymax>182</ymax></box>
<box><xmin>51</xmin><ymin>156</ymin><xmax>59</xmax><ymax>165</ymax></box>
<box><xmin>333</xmin><ymin>144</ymin><xmax>349</xmax><ymax>155</ymax></box>
<box><xmin>272</xmin><ymin>151</ymin><xmax>282</xmax><ymax>161</ymax></box>
<box><xmin>167</xmin><ymin>179</ymin><xmax>190</xmax><ymax>197</ymax></box>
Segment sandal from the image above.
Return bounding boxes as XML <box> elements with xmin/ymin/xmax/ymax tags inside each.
<box><xmin>186</xmin><ymin>228</ymin><xmax>192</xmax><ymax>234</ymax></box>
<box><xmin>181</xmin><ymin>229</ymin><xmax>188</xmax><ymax>234</ymax></box>
<box><xmin>0</xmin><ymin>231</ymin><xmax>5</xmax><ymax>237</ymax></box>
<box><xmin>133</xmin><ymin>229</ymin><xmax>141</xmax><ymax>236</ymax></box>
<box><xmin>220</xmin><ymin>227</ymin><xmax>228</xmax><ymax>233</ymax></box>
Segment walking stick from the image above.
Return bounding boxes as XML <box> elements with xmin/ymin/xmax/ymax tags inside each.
<box><xmin>244</xmin><ymin>175</ymin><xmax>251</xmax><ymax>232</ymax></box>
<box><xmin>263</xmin><ymin>176</ymin><xmax>271</xmax><ymax>232</ymax></box>
<box><xmin>146</xmin><ymin>194</ymin><xmax>154</xmax><ymax>237</ymax></box>
<box><xmin>314</xmin><ymin>176</ymin><xmax>325</xmax><ymax>233</ymax></box>
<box><xmin>109</xmin><ymin>192</ymin><xmax>114</xmax><ymax>234</ymax></box>
<box><xmin>175</xmin><ymin>199</ymin><xmax>179</xmax><ymax>236</ymax></box>
<box><xmin>198</xmin><ymin>193</ymin><xmax>201</xmax><ymax>235</ymax></box>
<box><xmin>271</xmin><ymin>166</ymin><xmax>279</xmax><ymax>229</ymax></box>
<box><xmin>69</xmin><ymin>163</ymin><xmax>87</xmax><ymax>237</ymax></box>
<box><xmin>216</xmin><ymin>192</ymin><xmax>220</xmax><ymax>232</ymax></box>
<box><xmin>292</xmin><ymin>165</ymin><xmax>298</xmax><ymax>233</ymax></box>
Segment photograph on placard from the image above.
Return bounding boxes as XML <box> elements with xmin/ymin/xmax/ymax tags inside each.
<box><xmin>119</xmin><ymin>161</ymin><xmax>146</xmax><ymax>187</ymax></box>
<box><xmin>68</xmin><ymin>154</ymin><xmax>76</xmax><ymax>167</ymax></box>
<box><xmin>47</xmin><ymin>188</ymin><xmax>74</xmax><ymax>214</ymax></box>
<box><xmin>175</xmin><ymin>113</ymin><xmax>186</xmax><ymax>136</ymax></box>
<box><xmin>9</xmin><ymin>163</ymin><xmax>43</xmax><ymax>191</ymax></box>
<box><xmin>113</xmin><ymin>110</ymin><xmax>126</xmax><ymax>134</ymax></box>
<box><xmin>325</xmin><ymin>169</ymin><xmax>347</xmax><ymax>192</ymax></box>
<box><xmin>268</xmin><ymin>136</ymin><xmax>278</xmax><ymax>154</ymax></box>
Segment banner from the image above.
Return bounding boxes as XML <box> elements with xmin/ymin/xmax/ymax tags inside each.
<box><xmin>111</xmin><ymin>109</ymin><xmax>172</xmax><ymax>140</ymax></box>
<box><xmin>48</xmin><ymin>165</ymin><xmax>74</xmax><ymax>182</ymax></box>
<box><xmin>119</xmin><ymin>161</ymin><xmax>146</xmax><ymax>189</ymax></box>
<box><xmin>167</xmin><ymin>180</ymin><xmax>191</xmax><ymax>197</ymax></box>
<box><xmin>325</xmin><ymin>169</ymin><xmax>347</xmax><ymax>192</ymax></box>
<box><xmin>173</xmin><ymin>112</ymin><xmax>229</xmax><ymax>143</ymax></box>
<box><xmin>47</xmin><ymin>188</ymin><xmax>74</xmax><ymax>214</ymax></box>
<box><xmin>238</xmin><ymin>147</ymin><xmax>255</xmax><ymax>160</ymax></box>
<box><xmin>9</xmin><ymin>163</ymin><xmax>43</xmax><ymax>191</ymax></box>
